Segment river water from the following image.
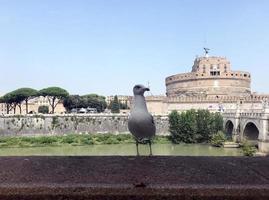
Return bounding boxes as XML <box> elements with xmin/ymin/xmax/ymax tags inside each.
<box><xmin>0</xmin><ymin>144</ymin><xmax>242</xmax><ymax>156</ymax></box>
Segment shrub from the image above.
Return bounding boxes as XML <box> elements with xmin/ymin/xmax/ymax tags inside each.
<box><xmin>196</xmin><ymin>109</ymin><xmax>212</xmax><ymax>142</ymax></box>
<box><xmin>211</xmin><ymin>131</ymin><xmax>226</xmax><ymax>147</ymax></box>
<box><xmin>35</xmin><ymin>136</ymin><xmax>57</xmax><ymax>144</ymax></box>
<box><xmin>169</xmin><ymin>110</ymin><xmax>197</xmax><ymax>143</ymax></box>
<box><xmin>241</xmin><ymin>140</ymin><xmax>257</xmax><ymax>157</ymax></box>
<box><xmin>80</xmin><ymin>137</ymin><xmax>94</xmax><ymax>145</ymax></box>
<box><xmin>111</xmin><ymin>95</ymin><xmax>120</xmax><ymax>113</ymax></box>
<box><xmin>169</xmin><ymin>109</ymin><xmax>224</xmax><ymax>144</ymax></box>
<box><xmin>211</xmin><ymin>112</ymin><xmax>224</xmax><ymax>137</ymax></box>
<box><xmin>38</xmin><ymin>106</ymin><xmax>49</xmax><ymax>114</ymax></box>
<box><xmin>62</xmin><ymin>135</ymin><xmax>79</xmax><ymax>144</ymax></box>
<box><xmin>169</xmin><ymin>110</ymin><xmax>181</xmax><ymax>143</ymax></box>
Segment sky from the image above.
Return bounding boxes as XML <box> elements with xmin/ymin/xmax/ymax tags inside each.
<box><xmin>0</xmin><ymin>0</ymin><xmax>269</xmax><ymax>96</ymax></box>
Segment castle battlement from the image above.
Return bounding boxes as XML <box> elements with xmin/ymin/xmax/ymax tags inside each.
<box><xmin>146</xmin><ymin>94</ymin><xmax>269</xmax><ymax>104</ymax></box>
<box><xmin>165</xmin><ymin>55</ymin><xmax>251</xmax><ymax>97</ymax></box>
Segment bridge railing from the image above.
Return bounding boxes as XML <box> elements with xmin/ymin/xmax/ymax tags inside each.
<box><xmin>223</xmin><ymin>109</ymin><xmax>264</xmax><ymax>118</ymax></box>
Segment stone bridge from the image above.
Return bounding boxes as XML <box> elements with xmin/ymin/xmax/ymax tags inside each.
<box><xmin>222</xmin><ymin>108</ymin><xmax>269</xmax><ymax>153</ymax></box>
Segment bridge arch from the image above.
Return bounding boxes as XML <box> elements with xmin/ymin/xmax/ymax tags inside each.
<box><xmin>243</xmin><ymin>121</ymin><xmax>260</xmax><ymax>143</ymax></box>
<box><xmin>224</xmin><ymin>120</ymin><xmax>234</xmax><ymax>139</ymax></box>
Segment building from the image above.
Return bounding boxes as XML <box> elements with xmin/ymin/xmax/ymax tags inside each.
<box><xmin>106</xmin><ymin>95</ymin><xmax>132</xmax><ymax>108</ymax></box>
<box><xmin>0</xmin><ymin>96</ymin><xmax>66</xmax><ymax>115</ymax></box>
<box><xmin>146</xmin><ymin>51</ymin><xmax>269</xmax><ymax>115</ymax></box>
<box><xmin>165</xmin><ymin>55</ymin><xmax>251</xmax><ymax>98</ymax></box>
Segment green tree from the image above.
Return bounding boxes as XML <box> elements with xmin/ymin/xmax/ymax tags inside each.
<box><xmin>180</xmin><ymin>109</ymin><xmax>197</xmax><ymax>143</ymax></box>
<box><xmin>211</xmin><ymin>130</ymin><xmax>226</xmax><ymax>147</ymax></box>
<box><xmin>63</xmin><ymin>94</ymin><xmax>107</xmax><ymax>113</ymax></box>
<box><xmin>169</xmin><ymin>109</ymin><xmax>224</xmax><ymax>144</ymax></box>
<box><xmin>111</xmin><ymin>95</ymin><xmax>120</xmax><ymax>113</ymax></box>
<box><xmin>10</xmin><ymin>88</ymin><xmax>38</xmax><ymax>114</ymax></box>
<box><xmin>169</xmin><ymin>110</ymin><xmax>181</xmax><ymax>143</ymax></box>
<box><xmin>211</xmin><ymin>112</ymin><xmax>224</xmax><ymax>136</ymax></box>
<box><xmin>2</xmin><ymin>91</ymin><xmax>20</xmax><ymax>114</ymax></box>
<box><xmin>38</xmin><ymin>105</ymin><xmax>49</xmax><ymax>114</ymax></box>
<box><xmin>196</xmin><ymin>109</ymin><xmax>212</xmax><ymax>142</ymax></box>
<box><xmin>82</xmin><ymin>94</ymin><xmax>107</xmax><ymax>112</ymax></box>
<box><xmin>63</xmin><ymin>95</ymin><xmax>82</xmax><ymax>111</ymax></box>
<box><xmin>169</xmin><ymin>109</ymin><xmax>197</xmax><ymax>143</ymax></box>
<box><xmin>39</xmin><ymin>87</ymin><xmax>69</xmax><ymax>114</ymax></box>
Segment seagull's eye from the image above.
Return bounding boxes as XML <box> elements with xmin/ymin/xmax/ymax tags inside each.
<box><xmin>136</xmin><ymin>86</ymin><xmax>141</xmax><ymax>89</ymax></box>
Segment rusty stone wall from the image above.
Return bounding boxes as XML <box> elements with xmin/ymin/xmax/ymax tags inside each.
<box><xmin>0</xmin><ymin>114</ymin><xmax>169</xmax><ymax>136</ymax></box>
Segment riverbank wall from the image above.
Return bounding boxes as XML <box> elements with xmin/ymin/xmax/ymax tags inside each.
<box><xmin>0</xmin><ymin>114</ymin><xmax>169</xmax><ymax>136</ymax></box>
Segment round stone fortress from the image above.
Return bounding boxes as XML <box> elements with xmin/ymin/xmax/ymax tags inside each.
<box><xmin>165</xmin><ymin>55</ymin><xmax>251</xmax><ymax>97</ymax></box>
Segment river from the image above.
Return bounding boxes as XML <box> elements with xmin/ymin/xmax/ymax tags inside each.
<box><xmin>0</xmin><ymin>144</ymin><xmax>242</xmax><ymax>156</ymax></box>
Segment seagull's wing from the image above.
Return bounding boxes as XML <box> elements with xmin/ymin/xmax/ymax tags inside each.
<box><xmin>150</xmin><ymin>114</ymin><xmax>155</xmax><ymax>125</ymax></box>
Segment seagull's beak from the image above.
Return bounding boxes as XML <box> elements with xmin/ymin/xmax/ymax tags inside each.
<box><xmin>144</xmin><ymin>87</ymin><xmax>150</xmax><ymax>91</ymax></box>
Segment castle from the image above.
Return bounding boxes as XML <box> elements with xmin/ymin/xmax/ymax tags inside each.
<box><xmin>146</xmin><ymin>51</ymin><xmax>269</xmax><ymax>115</ymax></box>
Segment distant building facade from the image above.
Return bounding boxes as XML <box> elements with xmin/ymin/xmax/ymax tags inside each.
<box><xmin>0</xmin><ymin>96</ymin><xmax>66</xmax><ymax>115</ymax></box>
<box><xmin>146</xmin><ymin>53</ymin><xmax>269</xmax><ymax>115</ymax></box>
<box><xmin>165</xmin><ymin>56</ymin><xmax>251</xmax><ymax>97</ymax></box>
<box><xmin>106</xmin><ymin>95</ymin><xmax>132</xmax><ymax>108</ymax></box>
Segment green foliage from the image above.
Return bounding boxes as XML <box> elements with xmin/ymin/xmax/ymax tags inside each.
<box><xmin>211</xmin><ymin>112</ymin><xmax>224</xmax><ymax>137</ymax></box>
<box><xmin>241</xmin><ymin>140</ymin><xmax>257</xmax><ymax>157</ymax></box>
<box><xmin>0</xmin><ymin>134</ymin><xmax>170</xmax><ymax>147</ymax></box>
<box><xmin>169</xmin><ymin>109</ymin><xmax>224</xmax><ymax>144</ymax></box>
<box><xmin>108</xmin><ymin>101</ymin><xmax>129</xmax><ymax>110</ymax></box>
<box><xmin>63</xmin><ymin>94</ymin><xmax>107</xmax><ymax>112</ymax></box>
<box><xmin>39</xmin><ymin>87</ymin><xmax>69</xmax><ymax>98</ymax></box>
<box><xmin>82</xmin><ymin>94</ymin><xmax>107</xmax><ymax>112</ymax></box>
<box><xmin>39</xmin><ymin>87</ymin><xmax>69</xmax><ymax>114</ymax></box>
<box><xmin>111</xmin><ymin>95</ymin><xmax>120</xmax><ymax>113</ymax></box>
<box><xmin>63</xmin><ymin>95</ymin><xmax>81</xmax><ymax>110</ymax></box>
<box><xmin>211</xmin><ymin>131</ymin><xmax>226</xmax><ymax>147</ymax></box>
<box><xmin>196</xmin><ymin>109</ymin><xmax>212</xmax><ymax>142</ymax></box>
<box><xmin>1</xmin><ymin>88</ymin><xmax>38</xmax><ymax>114</ymax></box>
<box><xmin>38</xmin><ymin>105</ymin><xmax>49</xmax><ymax>114</ymax></box>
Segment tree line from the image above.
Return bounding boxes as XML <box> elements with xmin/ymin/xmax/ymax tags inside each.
<box><xmin>0</xmin><ymin>87</ymin><xmax>109</xmax><ymax>114</ymax></box>
<box><xmin>169</xmin><ymin>109</ymin><xmax>224</xmax><ymax>143</ymax></box>
<box><xmin>63</xmin><ymin>94</ymin><xmax>107</xmax><ymax>113</ymax></box>
<box><xmin>0</xmin><ymin>87</ymin><xmax>69</xmax><ymax>114</ymax></box>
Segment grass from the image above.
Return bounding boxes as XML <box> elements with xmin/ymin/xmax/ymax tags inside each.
<box><xmin>0</xmin><ymin>134</ymin><xmax>171</xmax><ymax>148</ymax></box>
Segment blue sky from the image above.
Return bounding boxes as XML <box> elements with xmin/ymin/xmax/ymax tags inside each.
<box><xmin>0</xmin><ymin>0</ymin><xmax>269</xmax><ymax>96</ymax></box>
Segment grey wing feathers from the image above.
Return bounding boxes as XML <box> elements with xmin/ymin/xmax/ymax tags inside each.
<box><xmin>150</xmin><ymin>114</ymin><xmax>155</xmax><ymax>125</ymax></box>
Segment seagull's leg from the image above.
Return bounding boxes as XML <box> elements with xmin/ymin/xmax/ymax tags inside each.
<box><xmin>149</xmin><ymin>140</ymin><xmax>153</xmax><ymax>156</ymax></box>
<box><xmin>136</xmin><ymin>140</ymin><xmax>140</xmax><ymax>156</ymax></box>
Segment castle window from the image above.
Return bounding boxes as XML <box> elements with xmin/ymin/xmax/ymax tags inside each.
<box><xmin>210</xmin><ymin>71</ymin><xmax>220</xmax><ymax>76</ymax></box>
<box><xmin>203</xmin><ymin>66</ymin><xmax>206</xmax><ymax>73</ymax></box>
<box><xmin>244</xmin><ymin>74</ymin><xmax>247</xmax><ymax>77</ymax></box>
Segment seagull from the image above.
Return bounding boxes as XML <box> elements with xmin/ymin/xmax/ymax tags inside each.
<box><xmin>128</xmin><ymin>84</ymin><xmax>156</xmax><ymax>156</ymax></box>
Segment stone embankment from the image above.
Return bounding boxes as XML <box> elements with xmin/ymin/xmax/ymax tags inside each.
<box><xmin>0</xmin><ymin>156</ymin><xmax>269</xmax><ymax>199</ymax></box>
<box><xmin>0</xmin><ymin>114</ymin><xmax>169</xmax><ymax>136</ymax></box>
